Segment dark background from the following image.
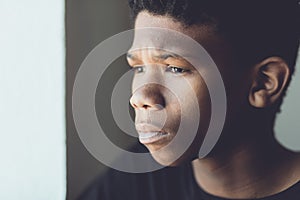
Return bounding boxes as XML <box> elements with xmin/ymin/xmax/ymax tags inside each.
<box><xmin>65</xmin><ymin>1</ymin><xmax>300</xmax><ymax>199</ymax></box>
<box><xmin>66</xmin><ymin>1</ymin><xmax>131</xmax><ymax>199</ymax></box>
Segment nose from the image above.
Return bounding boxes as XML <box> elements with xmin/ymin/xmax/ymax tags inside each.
<box><xmin>130</xmin><ymin>84</ymin><xmax>165</xmax><ymax>110</ymax></box>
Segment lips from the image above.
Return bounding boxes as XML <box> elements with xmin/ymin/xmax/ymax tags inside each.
<box><xmin>135</xmin><ymin>123</ymin><xmax>169</xmax><ymax>144</ymax></box>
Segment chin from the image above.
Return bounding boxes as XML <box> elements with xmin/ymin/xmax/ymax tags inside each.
<box><xmin>148</xmin><ymin>146</ymin><xmax>198</xmax><ymax>167</ymax></box>
<box><xmin>139</xmin><ymin>128</ymin><xmax>204</xmax><ymax>166</ymax></box>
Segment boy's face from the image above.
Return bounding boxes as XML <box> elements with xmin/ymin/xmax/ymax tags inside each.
<box><xmin>127</xmin><ymin>11</ymin><xmax>246</xmax><ymax>165</ymax></box>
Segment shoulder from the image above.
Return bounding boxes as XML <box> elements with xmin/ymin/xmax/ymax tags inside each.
<box><xmin>269</xmin><ymin>180</ymin><xmax>300</xmax><ymax>200</ymax></box>
<box><xmin>77</xmin><ymin>163</ymin><xmax>194</xmax><ymax>200</ymax></box>
<box><xmin>294</xmin><ymin>153</ymin><xmax>300</xmax><ymax>180</ymax></box>
<box><xmin>77</xmin><ymin>168</ymin><xmax>148</xmax><ymax>200</ymax></box>
<box><xmin>287</xmin><ymin>152</ymin><xmax>300</xmax><ymax>181</ymax></box>
<box><xmin>276</xmin><ymin>151</ymin><xmax>300</xmax><ymax>198</ymax></box>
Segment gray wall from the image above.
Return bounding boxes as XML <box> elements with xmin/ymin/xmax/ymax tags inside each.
<box><xmin>66</xmin><ymin>1</ymin><xmax>130</xmax><ymax>199</ymax></box>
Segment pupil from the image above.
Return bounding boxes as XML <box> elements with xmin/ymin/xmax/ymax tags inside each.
<box><xmin>174</xmin><ymin>67</ymin><xmax>181</xmax><ymax>73</ymax></box>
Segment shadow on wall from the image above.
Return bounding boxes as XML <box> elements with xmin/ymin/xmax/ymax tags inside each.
<box><xmin>66</xmin><ymin>1</ymin><xmax>131</xmax><ymax>200</ymax></box>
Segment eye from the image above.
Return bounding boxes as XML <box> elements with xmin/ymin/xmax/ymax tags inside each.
<box><xmin>132</xmin><ymin>66</ymin><xmax>145</xmax><ymax>74</ymax></box>
<box><xmin>166</xmin><ymin>66</ymin><xmax>188</xmax><ymax>74</ymax></box>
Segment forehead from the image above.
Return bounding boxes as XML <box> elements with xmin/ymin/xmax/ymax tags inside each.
<box><xmin>134</xmin><ymin>11</ymin><xmax>213</xmax><ymax>38</ymax></box>
<box><xmin>130</xmin><ymin>11</ymin><xmax>227</xmax><ymax>59</ymax></box>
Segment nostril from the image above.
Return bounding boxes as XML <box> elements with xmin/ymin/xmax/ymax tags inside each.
<box><xmin>142</xmin><ymin>104</ymin><xmax>149</xmax><ymax>109</ymax></box>
<box><xmin>131</xmin><ymin>102</ymin><xmax>139</xmax><ymax>109</ymax></box>
<box><xmin>129</xmin><ymin>97</ymin><xmax>137</xmax><ymax>109</ymax></box>
<box><xmin>131</xmin><ymin>100</ymin><xmax>164</xmax><ymax>110</ymax></box>
<box><xmin>139</xmin><ymin>103</ymin><xmax>164</xmax><ymax>110</ymax></box>
<box><xmin>130</xmin><ymin>85</ymin><xmax>165</xmax><ymax>110</ymax></box>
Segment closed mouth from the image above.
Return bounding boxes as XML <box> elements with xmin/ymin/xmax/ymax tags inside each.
<box><xmin>135</xmin><ymin>123</ymin><xmax>170</xmax><ymax>144</ymax></box>
<box><xmin>138</xmin><ymin>131</ymin><xmax>169</xmax><ymax>144</ymax></box>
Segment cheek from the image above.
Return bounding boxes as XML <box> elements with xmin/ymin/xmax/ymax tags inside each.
<box><xmin>183</xmin><ymin>75</ymin><xmax>211</xmax><ymax>128</ymax></box>
<box><xmin>165</xmin><ymin>75</ymin><xmax>209</xmax><ymax>107</ymax></box>
<box><xmin>131</xmin><ymin>75</ymin><xmax>144</xmax><ymax>92</ymax></box>
<box><xmin>183</xmin><ymin>75</ymin><xmax>209</xmax><ymax>109</ymax></box>
<box><xmin>165</xmin><ymin>75</ymin><xmax>209</xmax><ymax>120</ymax></box>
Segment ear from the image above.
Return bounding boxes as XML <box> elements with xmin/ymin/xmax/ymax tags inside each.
<box><xmin>249</xmin><ymin>57</ymin><xmax>290</xmax><ymax>108</ymax></box>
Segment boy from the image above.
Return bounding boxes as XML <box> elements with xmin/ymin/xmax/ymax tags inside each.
<box><xmin>79</xmin><ymin>1</ymin><xmax>300</xmax><ymax>199</ymax></box>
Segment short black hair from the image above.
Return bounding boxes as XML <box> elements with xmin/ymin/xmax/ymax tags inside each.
<box><xmin>128</xmin><ymin>0</ymin><xmax>300</xmax><ymax>113</ymax></box>
<box><xmin>128</xmin><ymin>0</ymin><xmax>300</xmax><ymax>71</ymax></box>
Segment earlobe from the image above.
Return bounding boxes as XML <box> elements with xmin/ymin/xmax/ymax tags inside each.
<box><xmin>249</xmin><ymin>57</ymin><xmax>290</xmax><ymax>108</ymax></box>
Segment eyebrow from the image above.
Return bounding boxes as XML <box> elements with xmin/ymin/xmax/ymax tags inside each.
<box><xmin>126</xmin><ymin>52</ymin><xmax>181</xmax><ymax>61</ymax></box>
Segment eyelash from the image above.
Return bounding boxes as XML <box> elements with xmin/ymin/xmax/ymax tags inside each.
<box><xmin>132</xmin><ymin>66</ymin><xmax>144</xmax><ymax>73</ymax></box>
<box><xmin>131</xmin><ymin>65</ymin><xmax>189</xmax><ymax>74</ymax></box>
<box><xmin>166</xmin><ymin>66</ymin><xmax>189</xmax><ymax>74</ymax></box>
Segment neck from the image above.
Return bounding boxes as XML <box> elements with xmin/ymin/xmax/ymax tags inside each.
<box><xmin>192</xmin><ymin>121</ymin><xmax>299</xmax><ymax>199</ymax></box>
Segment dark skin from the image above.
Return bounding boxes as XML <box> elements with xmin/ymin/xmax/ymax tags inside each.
<box><xmin>129</xmin><ymin>11</ymin><xmax>300</xmax><ymax>199</ymax></box>
<box><xmin>195</xmin><ymin>52</ymin><xmax>300</xmax><ymax>198</ymax></box>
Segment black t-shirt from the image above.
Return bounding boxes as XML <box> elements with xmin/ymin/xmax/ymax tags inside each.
<box><xmin>78</xmin><ymin>162</ymin><xmax>300</xmax><ymax>200</ymax></box>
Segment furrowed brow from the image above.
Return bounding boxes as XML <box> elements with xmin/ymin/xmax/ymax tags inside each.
<box><xmin>126</xmin><ymin>51</ymin><xmax>181</xmax><ymax>61</ymax></box>
<box><xmin>153</xmin><ymin>53</ymin><xmax>181</xmax><ymax>60</ymax></box>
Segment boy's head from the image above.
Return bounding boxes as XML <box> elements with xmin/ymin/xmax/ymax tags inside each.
<box><xmin>129</xmin><ymin>0</ymin><xmax>300</xmax><ymax>71</ymax></box>
<box><xmin>127</xmin><ymin>0</ymin><xmax>300</xmax><ymax>165</ymax></box>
